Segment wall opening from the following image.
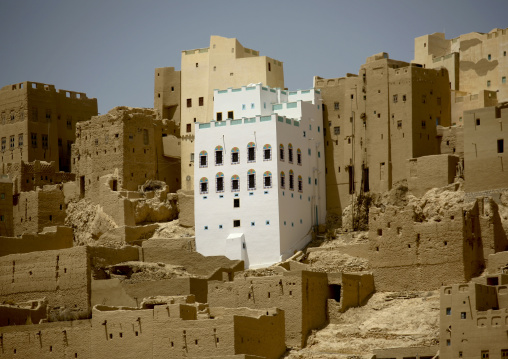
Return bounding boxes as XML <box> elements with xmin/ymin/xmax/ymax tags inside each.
<box><xmin>328</xmin><ymin>284</ymin><xmax>341</xmax><ymax>302</ymax></box>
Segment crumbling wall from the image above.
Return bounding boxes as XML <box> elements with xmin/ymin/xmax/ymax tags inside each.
<box><xmin>177</xmin><ymin>189</ymin><xmax>194</xmax><ymax>227</ymax></box>
<box><xmin>0</xmin><ymin>226</ymin><xmax>73</xmax><ymax>257</ymax></box>
<box><xmin>0</xmin><ymin>299</ymin><xmax>47</xmax><ymax>327</ymax></box>
<box><xmin>0</xmin><ymin>246</ymin><xmax>91</xmax><ymax>313</ymax></box>
<box><xmin>407</xmin><ymin>154</ymin><xmax>460</xmax><ymax>197</ymax></box>
<box><xmin>13</xmin><ymin>185</ymin><xmax>66</xmax><ymax>236</ymax></box>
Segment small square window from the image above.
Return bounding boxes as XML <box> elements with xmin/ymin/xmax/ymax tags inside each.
<box><xmin>234</xmin><ymin>198</ymin><xmax>240</xmax><ymax>208</ymax></box>
<box><xmin>186</xmin><ymin>124</ymin><xmax>191</xmax><ymax>133</ymax></box>
<box><xmin>216</xmin><ymin>112</ymin><xmax>223</xmax><ymax>121</ymax></box>
<box><xmin>487</xmin><ymin>80</ymin><xmax>491</xmax><ymax>87</ymax></box>
<box><xmin>187</xmin><ymin>98</ymin><xmax>192</xmax><ymax>107</ymax></box>
<box><xmin>446</xmin><ymin>307</ymin><xmax>451</xmax><ymax>315</ymax></box>
<box><xmin>251</xmin><ymin>222</ymin><xmax>255</xmax><ymax>226</ymax></box>
<box><xmin>266</xmin><ymin>220</ymin><xmax>270</xmax><ymax>225</ymax></box>
<box><xmin>251</xmin><ymin>103</ymin><xmax>255</xmax><ymax>109</ymax></box>
<box><xmin>242</xmin><ymin>104</ymin><xmax>246</xmax><ymax>110</ymax></box>
<box><xmin>233</xmin><ymin>220</ymin><xmax>240</xmax><ymax>227</ymax></box>
<box><xmin>219</xmin><ymin>225</ymin><xmax>223</xmax><ymax>229</ymax></box>
<box><xmin>488</xmin><ymin>54</ymin><xmax>492</xmax><ymax>60</ymax></box>
<box><xmin>461</xmin><ymin>312</ymin><xmax>466</xmax><ymax>319</ymax></box>
<box><xmin>204</xmin><ymin>226</ymin><xmax>208</xmax><ymax>230</ymax></box>
<box><xmin>503</xmin><ymin>77</ymin><xmax>506</xmax><ymax>84</ymax></box>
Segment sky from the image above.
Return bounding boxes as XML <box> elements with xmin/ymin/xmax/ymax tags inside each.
<box><xmin>1</xmin><ymin>0</ymin><xmax>508</xmax><ymax>115</ymax></box>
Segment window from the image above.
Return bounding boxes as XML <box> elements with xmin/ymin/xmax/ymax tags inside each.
<box><xmin>0</xmin><ymin>137</ymin><xmax>5</xmax><ymax>152</ymax></box>
<box><xmin>242</xmin><ymin>104</ymin><xmax>246</xmax><ymax>110</ymax></box>
<box><xmin>334</xmin><ymin>126</ymin><xmax>340</xmax><ymax>135</ymax></box>
<box><xmin>488</xmin><ymin>54</ymin><xmax>492</xmax><ymax>60</ymax></box>
<box><xmin>199</xmin><ymin>97</ymin><xmax>204</xmax><ymax>106</ymax></box>
<box><xmin>187</xmin><ymin>98</ymin><xmax>192</xmax><ymax>107</ymax></box>
<box><xmin>393</xmin><ymin>94</ymin><xmax>398</xmax><ymax>103</ymax></box>
<box><xmin>143</xmin><ymin>129</ymin><xmax>149</xmax><ymax>145</ymax></box>
<box><xmin>498</xmin><ymin>139</ymin><xmax>504</xmax><ymax>153</ymax></box>
<box><xmin>42</xmin><ymin>134</ymin><xmax>48</xmax><ymax>149</ymax></box>
<box><xmin>402</xmin><ymin>95</ymin><xmax>406</xmax><ymax>102</ymax></box>
<box><xmin>9</xmin><ymin>136</ymin><xmax>14</xmax><ymax>149</ymax></box>
<box><xmin>216</xmin><ymin>173</ymin><xmax>224</xmax><ymax>192</ymax></box>
<box><xmin>216</xmin><ymin>112</ymin><xmax>222</xmax><ymax>121</ymax></box>
<box><xmin>234</xmin><ymin>198</ymin><xmax>240</xmax><ymax>208</ymax></box>
<box><xmin>503</xmin><ymin>77</ymin><xmax>506</xmax><ymax>84</ymax></box>
<box><xmin>288</xmin><ymin>144</ymin><xmax>293</xmax><ymax>163</ymax></box>
<box><xmin>297</xmin><ymin>149</ymin><xmax>302</xmax><ymax>165</ymax></box>
<box><xmin>501</xmin><ymin>349</ymin><xmax>508</xmax><ymax>359</ymax></box>
<box><xmin>247</xmin><ymin>142</ymin><xmax>255</xmax><ymax>162</ymax></box>
<box><xmin>263</xmin><ymin>171</ymin><xmax>272</xmax><ymax>188</ymax></box>
<box><xmin>280</xmin><ymin>171</ymin><xmax>285</xmax><ymax>189</ymax></box>
<box><xmin>268</xmin><ymin>62</ymin><xmax>271</xmax><ymax>71</ymax></box>
<box><xmin>446</xmin><ymin>339</ymin><xmax>450</xmax><ymax>346</ymax></box>
<box><xmin>231</xmin><ymin>175</ymin><xmax>240</xmax><ymax>191</ymax></box>
<box><xmin>263</xmin><ymin>144</ymin><xmax>272</xmax><ymax>161</ymax></box>
<box><xmin>482</xmin><ymin>351</ymin><xmax>489</xmax><ymax>359</ymax></box>
<box><xmin>45</xmin><ymin>109</ymin><xmax>51</xmax><ymax>122</ymax></box>
<box><xmin>487</xmin><ymin>80</ymin><xmax>491</xmax><ymax>87</ymax></box>
<box><xmin>199</xmin><ymin>151</ymin><xmax>208</xmax><ymax>168</ymax></box>
<box><xmin>251</xmin><ymin>103</ymin><xmax>255</xmax><ymax>109</ymax></box>
<box><xmin>231</xmin><ymin>147</ymin><xmax>239</xmax><ymax>164</ymax></box>
<box><xmin>31</xmin><ymin>133</ymin><xmax>37</xmax><ymax>147</ymax></box>
<box><xmin>18</xmin><ymin>134</ymin><xmax>23</xmax><ymax>147</ymax></box>
<box><xmin>461</xmin><ymin>312</ymin><xmax>466</xmax><ymax>319</ymax></box>
<box><xmin>247</xmin><ymin>169</ymin><xmax>256</xmax><ymax>190</ymax></box>
<box><xmin>334</xmin><ymin>102</ymin><xmax>340</xmax><ymax>110</ymax></box>
<box><xmin>233</xmin><ymin>220</ymin><xmax>240</xmax><ymax>227</ymax></box>
<box><xmin>10</xmin><ymin>111</ymin><xmax>15</xmax><ymax>121</ymax></box>
<box><xmin>186</xmin><ymin>124</ymin><xmax>191</xmax><ymax>133</ymax></box>
<box><xmin>289</xmin><ymin>170</ymin><xmax>294</xmax><ymax>191</ymax></box>
<box><xmin>66</xmin><ymin>117</ymin><xmax>72</xmax><ymax>129</ymax></box>
<box><xmin>199</xmin><ymin>177</ymin><xmax>208</xmax><ymax>194</ymax></box>
<box><xmin>0</xmin><ymin>193</ymin><xmax>4</xmax><ymax>200</ymax></box>
<box><xmin>227</xmin><ymin>111</ymin><xmax>233</xmax><ymax>119</ymax></box>
<box><xmin>421</xmin><ymin>120</ymin><xmax>426</xmax><ymax>129</ymax></box>
<box><xmin>190</xmin><ymin>153</ymin><xmax>194</xmax><ymax>162</ymax></box>
<box><xmin>279</xmin><ymin>144</ymin><xmax>284</xmax><ymax>161</ymax></box>
<box><xmin>298</xmin><ymin>175</ymin><xmax>303</xmax><ymax>192</ymax></box>
<box><xmin>476</xmin><ymin>118</ymin><xmax>481</xmax><ymax>126</ymax></box>
<box><xmin>215</xmin><ymin>146</ymin><xmax>223</xmax><ymax>165</ymax></box>
<box><xmin>446</xmin><ymin>307</ymin><xmax>451</xmax><ymax>315</ymax></box>
<box><xmin>397</xmin><ymin>120</ymin><xmax>402</xmax><ymax>129</ymax></box>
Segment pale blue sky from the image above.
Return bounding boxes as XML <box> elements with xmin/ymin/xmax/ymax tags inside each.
<box><xmin>1</xmin><ymin>0</ymin><xmax>507</xmax><ymax>114</ymax></box>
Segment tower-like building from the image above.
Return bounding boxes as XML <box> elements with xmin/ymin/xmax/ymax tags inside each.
<box><xmin>194</xmin><ymin>84</ymin><xmax>325</xmax><ymax>268</ymax></box>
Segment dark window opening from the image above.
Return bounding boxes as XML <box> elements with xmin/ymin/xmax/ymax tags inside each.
<box><xmin>498</xmin><ymin>139</ymin><xmax>504</xmax><ymax>153</ymax></box>
<box><xmin>264</xmin><ymin>176</ymin><xmax>271</xmax><ymax>188</ymax></box>
<box><xmin>248</xmin><ymin>174</ymin><xmax>255</xmax><ymax>189</ymax></box>
<box><xmin>234</xmin><ymin>198</ymin><xmax>240</xmax><ymax>208</ymax></box>
<box><xmin>186</xmin><ymin>124</ymin><xmax>191</xmax><ymax>133</ymax></box>
<box><xmin>216</xmin><ymin>112</ymin><xmax>222</xmax><ymax>121</ymax></box>
<box><xmin>232</xmin><ymin>152</ymin><xmax>239</xmax><ymax>163</ymax></box>
<box><xmin>264</xmin><ymin>149</ymin><xmax>271</xmax><ymax>160</ymax></box>
<box><xmin>487</xmin><ymin>277</ymin><xmax>499</xmax><ymax>286</ymax></box>
<box><xmin>329</xmin><ymin>284</ymin><xmax>341</xmax><ymax>302</ymax></box>
<box><xmin>233</xmin><ymin>220</ymin><xmax>240</xmax><ymax>227</ymax></box>
<box><xmin>248</xmin><ymin>147</ymin><xmax>255</xmax><ymax>162</ymax></box>
<box><xmin>199</xmin><ymin>97</ymin><xmax>204</xmax><ymax>106</ymax></box>
<box><xmin>232</xmin><ymin>179</ymin><xmax>239</xmax><ymax>191</ymax></box>
<box><xmin>227</xmin><ymin>111</ymin><xmax>234</xmax><ymax>119</ymax></box>
<box><xmin>187</xmin><ymin>98</ymin><xmax>192</xmax><ymax>107</ymax></box>
<box><xmin>216</xmin><ymin>177</ymin><xmax>224</xmax><ymax>192</ymax></box>
<box><xmin>348</xmin><ymin>165</ymin><xmax>355</xmax><ymax>194</ymax></box>
<box><xmin>216</xmin><ymin>150</ymin><xmax>223</xmax><ymax>165</ymax></box>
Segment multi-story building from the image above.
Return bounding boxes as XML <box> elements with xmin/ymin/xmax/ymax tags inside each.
<box><xmin>153</xmin><ymin>66</ymin><xmax>181</xmax><ymax>125</ymax></box>
<box><xmin>414</xmin><ymin>28</ymin><xmax>508</xmax><ymax>125</ymax></box>
<box><xmin>72</xmin><ymin>107</ymin><xmax>180</xmax><ymax>199</ymax></box>
<box><xmin>464</xmin><ymin>103</ymin><xmax>508</xmax><ymax>193</ymax></box>
<box><xmin>0</xmin><ymin>81</ymin><xmax>97</xmax><ymax>172</ymax></box>
<box><xmin>315</xmin><ymin>53</ymin><xmax>451</xmax><ymax>218</ymax></box>
<box><xmin>0</xmin><ymin>176</ymin><xmax>13</xmax><ymax>237</ymax></box>
<box><xmin>440</xmin><ymin>273</ymin><xmax>508</xmax><ymax>359</ymax></box>
<box><xmin>177</xmin><ymin>36</ymin><xmax>285</xmax><ymax>190</ymax></box>
<box><xmin>194</xmin><ymin>84</ymin><xmax>326</xmax><ymax>268</ymax></box>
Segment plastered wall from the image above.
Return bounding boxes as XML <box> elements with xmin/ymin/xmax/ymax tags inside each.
<box><xmin>407</xmin><ymin>154</ymin><xmax>459</xmax><ymax>197</ymax></box>
<box><xmin>0</xmin><ymin>226</ymin><xmax>73</xmax><ymax>257</ymax></box>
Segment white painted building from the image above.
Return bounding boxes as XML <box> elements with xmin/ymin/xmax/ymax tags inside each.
<box><xmin>194</xmin><ymin>84</ymin><xmax>326</xmax><ymax>268</ymax></box>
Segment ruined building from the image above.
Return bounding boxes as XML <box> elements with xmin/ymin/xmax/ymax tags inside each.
<box><xmin>315</xmin><ymin>53</ymin><xmax>451</xmax><ymax>217</ymax></box>
<box><xmin>0</xmin><ymin>176</ymin><xmax>14</xmax><ymax>237</ymax></box>
<box><xmin>368</xmin><ymin>198</ymin><xmax>508</xmax><ymax>291</ymax></box>
<box><xmin>156</xmin><ymin>36</ymin><xmax>285</xmax><ymax>191</ymax></box>
<box><xmin>0</xmin><ymin>81</ymin><xmax>97</xmax><ymax>172</ymax></box>
<box><xmin>440</xmin><ymin>273</ymin><xmax>508</xmax><ymax>359</ymax></box>
<box><xmin>194</xmin><ymin>84</ymin><xmax>326</xmax><ymax>268</ymax></box>
<box><xmin>72</xmin><ymin>107</ymin><xmax>180</xmax><ymax>199</ymax></box>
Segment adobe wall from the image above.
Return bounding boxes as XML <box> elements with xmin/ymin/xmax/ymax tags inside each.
<box><xmin>13</xmin><ymin>184</ymin><xmax>66</xmax><ymax>236</ymax></box>
<box><xmin>368</xmin><ymin>205</ymin><xmax>483</xmax><ymax>291</ymax></box>
<box><xmin>437</xmin><ymin>125</ymin><xmax>464</xmax><ymax>158</ymax></box>
<box><xmin>177</xmin><ymin>189</ymin><xmax>194</xmax><ymax>227</ymax></box>
<box><xmin>122</xmin><ymin>277</ymin><xmax>208</xmax><ymax>304</ymax></box>
<box><xmin>464</xmin><ymin>104</ymin><xmax>508</xmax><ymax>193</ymax></box>
<box><xmin>142</xmin><ymin>238</ymin><xmax>243</xmax><ymax>280</ymax></box>
<box><xmin>0</xmin><ymin>226</ymin><xmax>73</xmax><ymax>257</ymax></box>
<box><xmin>487</xmin><ymin>251</ymin><xmax>508</xmax><ymax>274</ymax></box>
<box><xmin>0</xmin><ymin>319</ymin><xmax>92</xmax><ymax>359</ymax></box>
<box><xmin>208</xmin><ymin>270</ymin><xmax>329</xmax><ymax>348</ymax></box>
<box><xmin>154</xmin><ymin>67</ymin><xmax>181</xmax><ymax>125</ymax></box>
<box><xmin>0</xmin><ymin>299</ymin><xmax>47</xmax><ymax>327</ymax></box>
<box><xmin>0</xmin><ymin>177</ymin><xmax>13</xmax><ymax>236</ymax></box>
<box><xmin>373</xmin><ymin>345</ymin><xmax>438</xmax><ymax>359</ymax></box>
<box><xmin>0</xmin><ymin>246</ymin><xmax>91</xmax><ymax>313</ymax></box>
<box><xmin>407</xmin><ymin>154</ymin><xmax>460</xmax><ymax>197</ymax></box>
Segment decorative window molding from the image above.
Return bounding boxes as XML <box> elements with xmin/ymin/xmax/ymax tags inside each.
<box><xmin>199</xmin><ymin>177</ymin><xmax>209</xmax><ymax>194</ymax></box>
<box><xmin>263</xmin><ymin>171</ymin><xmax>272</xmax><ymax>189</ymax></box>
<box><xmin>199</xmin><ymin>151</ymin><xmax>208</xmax><ymax>168</ymax></box>
<box><xmin>231</xmin><ymin>147</ymin><xmax>240</xmax><ymax>164</ymax></box>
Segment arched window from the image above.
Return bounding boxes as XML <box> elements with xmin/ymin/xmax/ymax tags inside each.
<box><xmin>288</xmin><ymin>143</ymin><xmax>293</xmax><ymax>163</ymax></box>
<box><xmin>199</xmin><ymin>151</ymin><xmax>208</xmax><ymax>168</ymax></box>
<box><xmin>298</xmin><ymin>175</ymin><xmax>303</xmax><ymax>192</ymax></box>
<box><xmin>297</xmin><ymin>148</ymin><xmax>302</xmax><ymax>165</ymax></box>
<box><xmin>280</xmin><ymin>171</ymin><xmax>285</xmax><ymax>189</ymax></box>
<box><xmin>247</xmin><ymin>142</ymin><xmax>256</xmax><ymax>162</ymax></box>
<box><xmin>215</xmin><ymin>145</ymin><xmax>223</xmax><ymax>165</ymax></box>
<box><xmin>279</xmin><ymin>144</ymin><xmax>284</xmax><ymax>161</ymax></box>
<box><xmin>289</xmin><ymin>170</ymin><xmax>294</xmax><ymax>190</ymax></box>
<box><xmin>231</xmin><ymin>147</ymin><xmax>239</xmax><ymax>164</ymax></box>
<box><xmin>199</xmin><ymin>177</ymin><xmax>208</xmax><ymax>194</ymax></box>
<box><xmin>263</xmin><ymin>144</ymin><xmax>272</xmax><ymax>161</ymax></box>
<box><xmin>247</xmin><ymin>169</ymin><xmax>256</xmax><ymax>190</ymax></box>
<box><xmin>216</xmin><ymin>172</ymin><xmax>224</xmax><ymax>192</ymax></box>
<box><xmin>263</xmin><ymin>171</ymin><xmax>272</xmax><ymax>188</ymax></box>
<box><xmin>231</xmin><ymin>175</ymin><xmax>240</xmax><ymax>192</ymax></box>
